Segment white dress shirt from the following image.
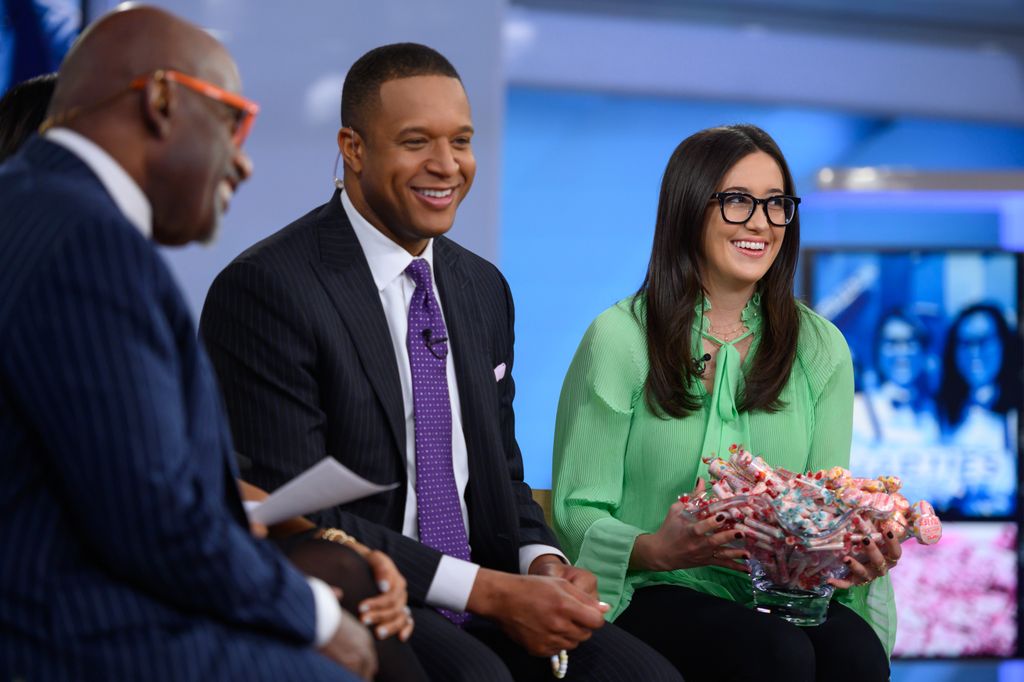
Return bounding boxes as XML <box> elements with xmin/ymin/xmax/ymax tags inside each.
<box><xmin>341</xmin><ymin>191</ymin><xmax>565</xmax><ymax>612</ymax></box>
<box><xmin>44</xmin><ymin>128</ymin><xmax>341</xmax><ymax>647</ymax></box>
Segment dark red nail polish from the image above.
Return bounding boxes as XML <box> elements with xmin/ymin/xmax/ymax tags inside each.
<box><xmin>734</xmin><ymin>532</ymin><xmax>743</xmax><ymax>539</ymax></box>
<box><xmin>715</xmin><ymin>514</ymin><xmax>725</xmax><ymax>522</ymax></box>
<box><xmin>886</xmin><ymin>531</ymin><xmax>894</xmax><ymax>539</ymax></box>
<box><xmin>843</xmin><ymin>558</ymin><xmax>851</xmax><ymax>564</ymax></box>
<box><xmin>862</xmin><ymin>538</ymin><xmax>871</xmax><ymax>546</ymax></box>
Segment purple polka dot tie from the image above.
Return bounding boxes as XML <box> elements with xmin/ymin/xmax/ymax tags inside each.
<box><xmin>405</xmin><ymin>258</ymin><xmax>471</xmax><ymax>624</ymax></box>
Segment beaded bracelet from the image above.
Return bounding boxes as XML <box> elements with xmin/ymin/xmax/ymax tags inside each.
<box><xmin>550</xmin><ymin>650</ymin><xmax>568</xmax><ymax>679</ymax></box>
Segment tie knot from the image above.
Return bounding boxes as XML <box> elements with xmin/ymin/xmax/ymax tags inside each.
<box><xmin>406</xmin><ymin>258</ymin><xmax>433</xmax><ymax>290</ymax></box>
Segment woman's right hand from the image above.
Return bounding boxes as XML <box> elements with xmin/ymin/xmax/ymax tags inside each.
<box><xmin>629</xmin><ymin>479</ymin><xmax>749</xmax><ymax>573</ymax></box>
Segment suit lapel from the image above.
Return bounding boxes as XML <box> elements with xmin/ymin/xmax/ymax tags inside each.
<box><xmin>434</xmin><ymin>240</ymin><xmax>496</xmax><ymax>491</ymax></box>
<box><xmin>311</xmin><ymin>192</ymin><xmax>406</xmax><ymax>455</ymax></box>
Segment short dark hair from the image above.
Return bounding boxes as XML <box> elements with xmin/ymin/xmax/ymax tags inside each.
<box><xmin>340</xmin><ymin>43</ymin><xmax>460</xmax><ymax>132</ymax></box>
<box><xmin>636</xmin><ymin>124</ymin><xmax>801</xmax><ymax>418</ymax></box>
<box><xmin>0</xmin><ymin>73</ymin><xmax>58</xmax><ymax>162</ymax></box>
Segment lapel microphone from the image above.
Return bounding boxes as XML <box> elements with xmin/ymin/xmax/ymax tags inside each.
<box><xmin>693</xmin><ymin>352</ymin><xmax>712</xmax><ymax>376</ymax></box>
<box><xmin>422</xmin><ymin>328</ymin><xmax>449</xmax><ymax>360</ymax></box>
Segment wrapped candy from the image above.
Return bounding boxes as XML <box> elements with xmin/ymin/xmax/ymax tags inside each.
<box><xmin>678</xmin><ymin>445</ymin><xmax>942</xmax><ymax>593</ymax></box>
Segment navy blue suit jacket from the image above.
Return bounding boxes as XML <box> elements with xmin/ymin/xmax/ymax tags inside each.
<box><xmin>0</xmin><ymin>139</ymin><xmax>350</xmax><ymax>681</ymax></box>
<box><xmin>200</xmin><ymin>192</ymin><xmax>557</xmax><ymax>605</ymax></box>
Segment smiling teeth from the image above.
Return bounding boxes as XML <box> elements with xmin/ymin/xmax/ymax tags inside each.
<box><xmin>418</xmin><ymin>188</ymin><xmax>453</xmax><ymax>198</ymax></box>
<box><xmin>733</xmin><ymin>240</ymin><xmax>764</xmax><ymax>251</ymax></box>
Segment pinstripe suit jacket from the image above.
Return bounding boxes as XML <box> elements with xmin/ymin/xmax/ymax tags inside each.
<box><xmin>200</xmin><ymin>190</ymin><xmax>558</xmax><ymax>603</ymax></box>
<box><xmin>0</xmin><ymin>139</ymin><xmax>329</xmax><ymax>680</ymax></box>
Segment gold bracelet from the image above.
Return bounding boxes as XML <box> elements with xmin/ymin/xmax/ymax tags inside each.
<box><xmin>316</xmin><ymin>527</ymin><xmax>358</xmax><ymax>546</ymax></box>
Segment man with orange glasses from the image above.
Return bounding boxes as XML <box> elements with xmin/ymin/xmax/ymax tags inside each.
<box><xmin>0</xmin><ymin>6</ymin><xmax>370</xmax><ymax>681</ymax></box>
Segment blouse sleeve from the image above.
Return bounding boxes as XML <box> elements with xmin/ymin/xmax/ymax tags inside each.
<box><xmin>552</xmin><ymin>304</ymin><xmax>647</xmax><ymax>609</ymax></box>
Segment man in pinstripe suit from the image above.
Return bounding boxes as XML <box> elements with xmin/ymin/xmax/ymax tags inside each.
<box><xmin>0</xmin><ymin>7</ymin><xmax>368</xmax><ymax>681</ymax></box>
<box><xmin>202</xmin><ymin>43</ymin><xmax>682</xmax><ymax>681</ymax></box>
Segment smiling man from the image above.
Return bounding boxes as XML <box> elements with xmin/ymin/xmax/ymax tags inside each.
<box><xmin>0</xmin><ymin>6</ymin><xmax>367</xmax><ymax>681</ymax></box>
<box><xmin>200</xmin><ymin>43</ymin><xmax>680</xmax><ymax>682</ymax></box>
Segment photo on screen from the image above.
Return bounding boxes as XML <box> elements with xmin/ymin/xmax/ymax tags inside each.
<box><xmin>889</xmin><ymin>521</ymin><xmax>1016</xmax><ymax>657</ymax></box>
<box><xmin>806</xmin><ymin>250</ymin><xmax>1020</xmax><ymax>520</ymax></box>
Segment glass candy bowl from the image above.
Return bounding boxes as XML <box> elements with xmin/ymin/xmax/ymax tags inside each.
<box><xmin>680</xmin><ymin>491</ymin><xmax>860</xmax><ymax>627</ymax></box>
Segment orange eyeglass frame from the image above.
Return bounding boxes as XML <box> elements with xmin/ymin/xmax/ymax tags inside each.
<box><xmin>130</xmin><ymin>69</ymin><xmax>260</xmax><ymax>147</ymax></box>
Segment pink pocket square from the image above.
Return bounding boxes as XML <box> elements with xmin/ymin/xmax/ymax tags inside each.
<box><xmin>493</xmin><ymin>363</ymin><xmax>507</xmax><ymax>382</ymax></box>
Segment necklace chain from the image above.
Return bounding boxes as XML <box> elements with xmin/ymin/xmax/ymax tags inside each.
<box><xmin>707</xmin><ymin>321</ymin><xmax>748</xmax><ymax>342</ymax></box>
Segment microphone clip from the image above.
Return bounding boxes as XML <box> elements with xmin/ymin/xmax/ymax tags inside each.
<box><xmin>422</xmin><ymin>328</ymin><xmax>449</xmax><ymax>360</ymax></box>
<box><xmin>693</xmin><ymin>352</ymin><xmax>712</xmax><ymax>377</ymax></box>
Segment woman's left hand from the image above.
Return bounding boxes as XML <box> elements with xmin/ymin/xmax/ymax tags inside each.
<box><xmin>828</xmin><ymin>531</ymin><xmax>902</xmax><ymax>589</ymax></box>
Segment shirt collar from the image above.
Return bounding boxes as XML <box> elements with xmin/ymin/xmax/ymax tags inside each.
<box><xmin>340</xmin><ymin>189</ymin><xmax>434</xmax><ymax>291</ymax></box>
<box><xmin>44</xmin><ymin>128</ymin><xmax>153</xmax><ymax>238</ymax></box>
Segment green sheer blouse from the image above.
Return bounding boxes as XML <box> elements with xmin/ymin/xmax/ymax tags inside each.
<box><xmin>552</xmin><ymin>295</ymin><xmax>896</xmax><ymax>655</ymax></box>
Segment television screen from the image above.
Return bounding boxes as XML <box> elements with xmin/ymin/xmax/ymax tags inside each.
<box><xmin>807</xmin><ymin>250</ymin><xmax>1020</xmax><ymax>520</ymax></box>
<box><xmin>889</xmin><ymin>521</ymin><xmax>1016</xmax><ymax>657</ymax></box>
<box><xmin>0</xmin><ymin>0</ymin><xmax>82</xmax><ymax>96</ymax></box>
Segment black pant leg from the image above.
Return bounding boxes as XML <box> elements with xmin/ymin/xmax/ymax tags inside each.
<box><xmin>615</xmin><ymin>585</ymin><xmax>816</xmax><ymax>682</ymax></box>
<box><xmin>408</xmin><ymin>607</ymin><xmax>516</xmax><ymax>682</ymax></box>
<box><xmin>803</xmin><ymin>601</ymin><xmax>889</xmax><ymax>682</ymax></box>
<box><xmin>463</xmin><ymin>615</ymin><xmax>682</xmax><ymax>682</ymax></box>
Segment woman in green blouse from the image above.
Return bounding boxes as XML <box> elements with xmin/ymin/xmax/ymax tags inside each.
<box><xmin>552</xmin><ymin>124</ymin><xmax>897</xmax><ymax>681</ymax></box>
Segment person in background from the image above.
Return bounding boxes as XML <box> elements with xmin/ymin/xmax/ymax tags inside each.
<box><xmin>0</xmin><ymin>71</ymin><xmax>56</xmax><ymax>160</ymax></box>
<box><xmin>0</xmin><ymin>7</ymin><xmax>370</xmax><ymax>680</ymax></box>
<box><xmin>201</xmin><ymin>42</ymin><xmax>681</xmax><ymax>682</ymax></box>
<box><xmin>857</xmin><ymin>308</ymin><xmax>939</xmax><ymax>445</ymax></box>
<box><xmin>937</xmin><ymin>302</ymin><xmax>1020</xmax><ymax>515</ymax></box>
<box><xmin>552</xmin><ymin>124</ymin><xmax>896</xmax><ymax>681</ymax></box>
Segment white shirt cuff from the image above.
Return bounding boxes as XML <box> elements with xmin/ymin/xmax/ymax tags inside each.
<box><xmin>519</xmin><ymin>544</ymin><xmax>568</xmax><ymax>575</ymax></box>
<box><xmin>306</xmin><ymin>576</ymin><xmax>343</xmax><ymax>647</ymax></box>
<box><xmin>424</xmin><ymin>555</ymin><xmax>480</xmax><ymax>612</ymax></box>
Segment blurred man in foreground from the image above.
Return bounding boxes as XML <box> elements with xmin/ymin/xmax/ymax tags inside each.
<box><xmin>0</xmin><ymin>6</ymin><xmax>371</xmax><ymax>680</ymax></box>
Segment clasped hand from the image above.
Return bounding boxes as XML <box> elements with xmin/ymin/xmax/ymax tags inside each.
<box><xmin>468</xmin><ymin>558</ymin><xmax>608</xmax><ymax>657</ymax></box>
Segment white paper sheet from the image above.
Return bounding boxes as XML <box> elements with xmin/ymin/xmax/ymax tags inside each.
<box><xmin>247</xmin><ymin>457</ymin><xmax>398</xmax><ymax>525</ymax></box>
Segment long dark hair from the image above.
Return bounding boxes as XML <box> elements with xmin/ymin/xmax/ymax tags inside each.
<box><xmin>635</xmin><ymin>124</ymin><xmax>800</xmax><ymax>418</ymax></box>
<box><xmin>936</xmin><ymin>303</ymin><xmax>1020</xmax><ymax>429</ymax></box>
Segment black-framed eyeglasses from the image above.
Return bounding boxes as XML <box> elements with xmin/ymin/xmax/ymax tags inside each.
<box><xmin>710</xmin><ymin>192</ymin><xmax>801</xmax><ymax>227</ymax></box>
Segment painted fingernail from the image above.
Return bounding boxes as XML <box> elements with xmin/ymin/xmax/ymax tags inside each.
<box><xmin>359</xmin><ymin>603</ymin><xmax>370</xmax><ymax>613</ymax></box>
<box><xmin>403</xmin><ymin>606</ymin><xmax>412</xmax><ymax>616</ymax></box>
<box><xmin>743</xmin><ymin>553</ymin><xmax>751</xmax><ymax>560</ymax></box>
<box><xmin>734</xmin><ymin>532</ymin><xmax>743</xmax><ymax>539</ymax></box>
<box><xmin>886</xmin><ymin>531</ymin><xmax>894</xmax><ymax>539</ymax></box>
<box><xmin>715</xmin><ymin>514</ymin><xmax>726</xmax><ymax>522</ymax></box>
<box><xmin>377</xmin><ymin>580</ymin><xmax>390</xmax><ymax>593</ymax></box>
<box><xmin>862</xmin><ymin>538</ymin><xmax>871</xmax><ymax>546</ymax></box>
<box><xmin>362</xmin><ymin>615</ymin><xmax>374</xmax><ymax>625</ymax></box>
<box><xmin>377</xmin><ymin>626</ymin><xmax>389</xmax><ymax>639</ymax></box>
<box><xmin>843</xmin><ymin>558</ymin><xmax>851</xmax><ymax>564</ymax></box>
